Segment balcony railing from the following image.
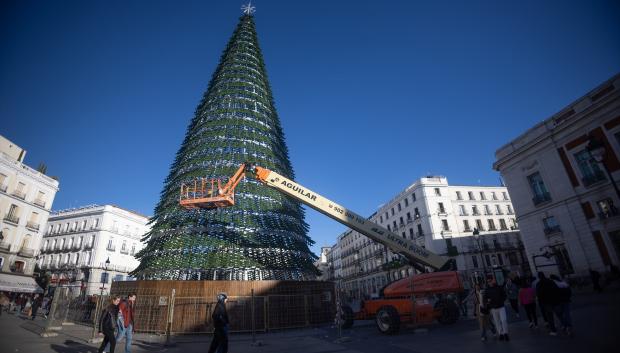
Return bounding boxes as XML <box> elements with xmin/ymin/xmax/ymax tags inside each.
<box><xmin>460</xmin><ymin>211</ymin><xmax>469</xmax><ymax>216</ymax></box>
<box><xmin>120</xmin><ymin>248</ymin><xmax>129</xmax><ymax>254</ymax></box>
<box><xmin>12</xmin><ymin>190</ymin><xmax>26</xmax><ymax>200</ymax></box>
<box><xmin>464</xmin><ymin>227</ymin><xmax>472</xmax><ymax>232</ymax></box>
<box><xmin>543</xmin><ymin>225</ymin><xmax>561</xmax><ymax>235</ymax></box>
<box><xmin>0</xmin><ymin>184</ymin><xmax>7</xmax><ymax>193</ymax></box>
<box><xmin>582</xmin><ymin>170</ymin><xmax>607</xmax><ymax>187</ymax></box>
<box><xmin>437</xmin><ymin>209</ymin><xmax>447</xmax><ymax>215</ymax></box>
<box><xmin>599</xmin><ymin>207</ymin><xmax>619</xmax><ymax>219</ymax></box>
<box><xmin>533</xmin><ymin>192</ymin><xmax>551</xmax><ymax>206</ymax></box>
<box><xmin>18</xmin><ymin>247</ymin><xmax>35</xmax><ymax>258</ymax></box>
<box><xmin>496</xmin><ymin>211</ymin><xmax>504</xmax><ymax>215</ymax></box>
<box><xmin>33</xmin><ymin>198</ymin><xmax>46</xmax><ymax>208</ymax></box>
<box><xmin>107</xmin><ymin>245</ymin><xmax>116</xmax><ymax>252</ymax></box>
<box><xmin>84</xmin><ymin>242</ymin><xmax>94</xmax><ymax>249</ymax></box>
<box><xmin>26</xmin><ymin>221</ymin><xmax>40</xmax><ymax>231</ymax></box>
<box><xmin>472</xmin><ymin>211</ymin><xmax>481</xmax><ymax>216</ymax></box>
<box><xmin>3</xmin><ymin>214</ymin><xmax>19</xmax><ymax>225</ymax></box>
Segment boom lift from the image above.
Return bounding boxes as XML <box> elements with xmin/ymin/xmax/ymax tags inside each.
<box><xmin>180</xmin><ymin>164</ymin><xmax>463</xmax><ymax>334</ymax></box>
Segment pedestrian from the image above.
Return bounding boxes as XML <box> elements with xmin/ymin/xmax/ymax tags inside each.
<box><xmin>473</xmin><ymin>283</ymin><xmax>493</xmax><ymax>341</ymax></box>
<box><xmin>208</xmin><ymin>292</ymin><xmax>229</xmax><ymax>353</ymax></box>
<box><xmin>518</xmin><ymin>279</ymin><xmax>538</xmax><ymax>328</ymax></box>
<box><xmin>505</xmin><ymin>278</ymin><xmax>520</xmax><ymax>318</ymax></box>
<box><xmin>42</xmin><ymin>296</ymin><xmax>51</xmax><ymax>318</ymax></box>
<box><xmin>550</xmin><ymin>275</ymin><xmax>573</xmax><ymax>336</ymax></box>
<box><xmin>98</xmin><ymin>295</ymin><xmax>121</xmax><ymax>353</ymax></box>
<box><xmin>484</xmin><ymin>277</ymin><xmax>509</xmax><ymax>341</ymax></box>
<box><xmin>116</xmin><ymin>293</ymin><xmax>137</xmax><ymax>353</ymax></box>
<box><xmin>536</xmin><ymin>272</ymin><xmax>560</xmax><ymax>336</ymax></box>
<box><xmin>30</xmin><ymin>295</ymin><xmax>42</xmax><ymax>320</ymax></box>
<box><xmin>0</xmin><ymin>292</ymin><xmax>9</xmax><ymax>316</ymax></box>
<box><xmin>590</xmin><ymin>269</ymin><xmax>603</xmax><ymax>293</ymax></box>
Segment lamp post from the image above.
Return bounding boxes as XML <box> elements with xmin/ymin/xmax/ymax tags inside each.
<box><xmin>100</xmin><ymin>257</ymin><xmax>110</xmax><ymax>296</ymax></box>
<box><xmin>587</xmin><ymin>135</ymin><xmax>620</xmax><ymax>199</ymax></box>
<box><xmin>472</xmin><ymin>228</ymin><xmax>487</xmax><ymax>280</ymax></box>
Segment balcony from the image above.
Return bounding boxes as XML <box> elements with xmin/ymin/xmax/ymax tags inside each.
<box><xmin>533</xmin><ymin>192</ymin><xmax>551</xmax><ymax>206</ymax></box>
<box><xmin>3</xmin><ymin>214</ymin><xmax>19</xmax><ymax>225</ymax></box>
<box><xmin>599</xmin><ymin>207</ymin><xmax>619</xmax><ymax>220</ymax></box>
<box><xmin>0</xmin><ymin>241</ymin><xmax>11</xmax><ymax>252</ymax></box>
<box><xmin>472</xmin><ymin>211</ymin><xmax>481</xmax><ymax>216</ymax></box>
<box><xmin>120</xmin><ymin>248</ymin><xmax>129</xmax><ymax>254</ymax></box>
<box><xmin>84</xmin><ymin>242</ymin><xmax>94</xmax><ymax>250</ymax></box>
<box><xmin>437</xmin><ymin>209</ymin><xmax>447</xmax><ymax>216</ymax></box>
<box><xmin>464</xmin><ymin>226</ymin><xmax>472</xmax><ymax>232</ymax></box>
<box><xmin>33</xmin><ymin>198</ymin><xmax>46</xmax><ymax>208</ymax></box>
<box><xmin>18</xmin><ymin>247</ymin><xmax>35</xmax><ymax>258</ymax></box>
<box><xmin>26</xmin><ymin>221</ymin><xmax>40</xmax><ymax>231</ymax></box>
<box><xmin>0</xmin><ymin>184</ymin><xmax>7</xmax><ymax>193</ymax></box>
<box><xmin>582</xmin><ymin>170</ymin><xmax>607</xmax><ymax>187</ymax></box>
<box><xmin>507</xmin><ymin>210</ymin><xmax>515</xmax><ymax>215</ymax></box>
<box><xmin>459</xmin><ymin>211</ymin><xmax>469</xmax><ymax>216</ymax></box>
<box><xmin>496</xmin><ymin>211</ymin><xmax>504</xmax><ymax>215</ymax></box>
<box><xmin>544</xmin><ymin>225</ymin><xmax>561</xmax><ymax>235</ymax></box>
<box><xmin>500</xmin><ymin>225</ymin><xmax>509</xmax><ymax>231</ymax></box>
<box><xmin>12</xmin><ymin>190</ymin><xmax>26</xmax><ymax>200</ymax></box>
<box><xmin>107</xmin><ymin>245</ymin><xmax>116</xmax><ymax>252</ymax></box>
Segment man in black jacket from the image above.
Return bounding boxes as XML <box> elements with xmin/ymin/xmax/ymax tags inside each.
<box><xmin>208</xmin><ymin>292</ymin><xmax>229</xmax><ymax>353</ymax></box>
<box><xmin>484</xmin><ymin>277</ymin><xmax>510</xmax><ymax>341</ymax></box>
<box><xmin>536</xmin><ymin>272</ymin><xmax>560</xmax><ymax>336</ymax></box>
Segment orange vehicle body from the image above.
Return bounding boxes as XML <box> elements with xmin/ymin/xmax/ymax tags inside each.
<box><xmin>356</xmin><ymin>271</ymin><xmax>463</xmax><ymax>325</ymax></box>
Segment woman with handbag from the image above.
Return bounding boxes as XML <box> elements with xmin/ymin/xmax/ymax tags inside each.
<box><xmin>98</xmin><ymin>295</ymin><xmax>121</xmax><ymax>353</ymax></box>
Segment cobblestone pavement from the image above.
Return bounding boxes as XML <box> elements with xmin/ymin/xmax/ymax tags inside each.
<box><xmin>0</xmin><ymin>286</ymin><xmax>618</xmax><ymax>353</ymax></box>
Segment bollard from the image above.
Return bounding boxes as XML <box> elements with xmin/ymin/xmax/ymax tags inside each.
<box><xmin>164</xmin><ymin>288</ymin><xmax>176</xmax><ymax>347</ymax></box>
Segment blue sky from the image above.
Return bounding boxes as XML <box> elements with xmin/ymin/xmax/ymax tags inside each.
<box><xmin>2</xmin><ymin>0</ymin><xmax>619</xmax><ymax>255</ymax></box>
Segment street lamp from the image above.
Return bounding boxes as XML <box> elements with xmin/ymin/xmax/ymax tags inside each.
<box><xmin>472</xmin><ymin>228</ymin><xmax>488</xmax><ymax>279</ymax></box>
<box><xmin>100</xmin><ymin>257</ymin><xmax>110</xmax><ymax>296</ymax></box>
<box><xmin>587</xmin><ymin>135</ymin><xmax>620</xmax><ymax>199</ymax></box>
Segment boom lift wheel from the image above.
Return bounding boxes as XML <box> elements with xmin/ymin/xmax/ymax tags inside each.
<box><xmin>375</xmin><ymin>305</ymin><xmax>400</xmax><ymax>334</ymax></box>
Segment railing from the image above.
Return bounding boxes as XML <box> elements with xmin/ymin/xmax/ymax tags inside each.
<box><xmin>533</xmin><ymin>192</ymin><xmax>551</xmax><ymax>205</ymax></box>
<box><xmin>544</xmin><ymin>225</ymin><xmax>561</xmax><ymax>235</ymax></box>
<box><xmin>120</xmin><ymin>248</ymin><xmax>129</xmax><ymax>254</ymax></box>
<box><xmin>3</xmin><ymin>214</ymin><xmax>19</xmax><ymax>224</ymax></box>
<box><xmin>18</xmin><ymin>247</ymin><xmax>35</xmax><ymax>258</ymax></box>
<box><xmin>582</xmin><ymin>170</ymin><xmax>607</xmax><ymax>187</ymax></box>
<box><xmin>84</xmin><ymin>242</ymin><xmax>94</xmax><ymax>249</ymax></box>
<box><xmin>33</xmin><ymin>198</ymin><xmax>46</xmax><ymax>207</ymax></box>
<box><xmin>472</xmin><ymin>211</ymin><xmax>481</xmax><ymax>216</ymax></box>
<box><xmin>599</xmin><ymin>207</ymin><xmax>619</xmax><ymax>219</ymax></box>
<box><xmin>464</xmin><ymin>227</ymin><xmax>472</xmax><ymax>232</ymax></box>
<box><xmin>460</xmin><ymin>211</ymin><xmax>469</xmax><ymax>216</ymax></box>
<box><xmin>107</xmin><ymin>245</ymin><xmax>116</xmax><ymax>251</ymax></box>
<box><xmin>496</xmin><ymin>211</ymin><xmax>504</xmax><ymax>215</ymax></box>
<box><xmin>12</xmin><ymin>190</ymin><xmax>26</xmax><ymax>200</ymax></box>
<box><xmin>26</xmin><ymin>221</ymin><xmax>40</xmax><ymax>230</ymax></box>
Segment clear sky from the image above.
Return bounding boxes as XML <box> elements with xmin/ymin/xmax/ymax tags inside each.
<box><xmin>2</xmin><ymin>0</ymin><xmax>619</xmax><ymax>255</ymax></box>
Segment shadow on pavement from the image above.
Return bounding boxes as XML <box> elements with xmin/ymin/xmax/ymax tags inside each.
<box><xmin>51</xmin><ymin>340</ymin><xmax>97</xmax><ymax>353</ymax></box>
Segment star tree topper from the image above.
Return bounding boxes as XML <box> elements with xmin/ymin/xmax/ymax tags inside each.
<box><xmin>241</xmin><ymin>2</ymin><xmax>256</xmax><ymax>15</ymax></box>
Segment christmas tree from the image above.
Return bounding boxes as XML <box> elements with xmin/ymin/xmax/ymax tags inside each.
<box><xmin>133</xmin><ymin>9</ymin><xmax>318</xmax><ymax>280</ymax></box>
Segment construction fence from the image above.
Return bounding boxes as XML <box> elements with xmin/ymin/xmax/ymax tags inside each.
<box><xmin>44</xmin><ymin>280</ymin><xmax>336</xmax><ymax>336</ymax></box>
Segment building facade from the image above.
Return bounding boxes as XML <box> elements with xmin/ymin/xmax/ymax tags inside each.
<box><xmin>0</xmin><ymin>135</ymin><xmax>59</xmax><ymax>291</ymax></box>
<box><xmin>494</xmin><ymin>74</ymin><xmax>620</xmax><ymax>278</ymax></box>
<box><xmin>39</xmin><ymin>205</ymin><xmax>150</xmax><ymax>295</ymax></box>
<box><xmin>324</xmin><ymin>177</ymin><xmax>526</xmax><ymax>300</ymax></box>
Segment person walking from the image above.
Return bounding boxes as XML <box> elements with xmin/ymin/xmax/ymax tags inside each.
<box><xmin>473</xmin><ymin>283</ymin><xmax>494</xmax><ymax>341</ymax></box>
<box><xmin>116</xmin><ymin>293</ymin><xmax>136</xmax><ymax>352</ymax></box>
<box><xmin>98</xmin><ymin>295</ymin><xmax>121</xmax><ymax>353</ymax></box>
<box><xmin>536</xmin><ymin>272</ymin><xmax>560</xmax><ymax>336</ymax></box>
<box><xmin>505</xmin><ymin>278</ymin><xmax>520</xmax><ymax>318</ymax></box>
<box><xmin>208</xmin><ymin>292</ymin><xmax>229</xmax><ymax>353</ymax></box>
<box><xmin>30</xmin><ymin>295</ymin><xmax>42</xmax><ymax>320</ymax></box>
<box><xmin>550</xmin><ymin>275</ymin><xmax>573</xmax><ymax>336</ymax></box>
<box><xmin>518</xmin><ymin>279</ymin><xmax>538</xmax><ymax>328</ymax></box>
<box><xmin>484</xmin><ymin>277</ymin><xmax>509</xmax><ymax>341</ymax></box>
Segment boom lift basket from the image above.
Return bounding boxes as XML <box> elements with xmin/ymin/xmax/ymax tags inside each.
<box><xmin>179</xmin><ymin>165</ymin><xmax>247</xmax><ymax>209</ymax></box>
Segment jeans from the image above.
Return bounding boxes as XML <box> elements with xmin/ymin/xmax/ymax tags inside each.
<box><xmin>490</xmin><ymin>307</ymin><xmax>508</xmax><ymax>335</ymax></box>
<box><xmin>105</xmin><ymin>321</ymin><xmax>132</xmax><ymax>353</ymax></box>
<box><xmin>524</xmin><ymin>303</ymin><xmax>538</xmax><ymax>326</ymax></box>
<box><xmin>554</xmin><ymin>302</ymin><xmax>572</xmax><ymax>329</ymax></box>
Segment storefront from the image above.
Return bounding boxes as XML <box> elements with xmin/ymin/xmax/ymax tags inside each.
<box><xmin>0</xmin><ymin>273</ymin><xmax>43</xmax><ymax>293</ymax></box>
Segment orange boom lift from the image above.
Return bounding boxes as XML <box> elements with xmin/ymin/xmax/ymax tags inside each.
<box><xmin>180</xmin><ymin>163</ymin><xmax>463</xmax><ymax>334</ymax></box>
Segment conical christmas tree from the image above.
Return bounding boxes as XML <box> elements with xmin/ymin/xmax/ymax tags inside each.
<box><xmin>133</xmin><ymin>12</ymin><xmax>318</xmax><ymax>280</ymax></box>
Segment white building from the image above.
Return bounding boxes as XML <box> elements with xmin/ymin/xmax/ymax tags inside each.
<box><xmin>315</xmin><ymin>246</ymin><xmax>331</xmax><ymax>281</ymax></box>
<box><xmin>494</xmin><ymin>73</ymin><xmax>620</xmax><ymax>278</ymax></box>
<box><xmin>327</xmin><ymin>177</ymin><xmax>526</xmax><ymax>300</ymax></box>
<box><xmin>0</xmin><ymin>135</ymin><xmax>59</xmax><ymax>293</ymax></box>
<box><xmin>39</xmin><ymin>204</ymin><xmax>150</xmax><ymax>296</ymax></box>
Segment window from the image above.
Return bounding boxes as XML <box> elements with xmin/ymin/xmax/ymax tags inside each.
<box><xmin>44</xmin><ymin>240</ymin><xmax>49</xmax><ymax>250</ymax></box>
<box><xmin>387</xmin><ymin>225</ymin><xmax>391</xmax><ymax>231</ymax></box>
<box><xmin>101</xmin><ymin>272</ymin><xmax>109</xmax><ymax>284</ymax></box>
<box><xmin>438</xmin><ymin>202</ymin><xmax>446</xmax><ymax>214</ymax></box>
<box><xmin>113</xmin><ymin>274</ymin><xmax>124</xmax><ymax>282</ymax></box>
<box><xmin>497</xmin><ymin>253</ymin><xmax>504</xmax><ymax>266</ymax></box>
<box><xmin>506</xmin><ymin>205</ymin><xmax>513</xmax><ymax>214</ymax></box>
<box><xmin>463</xmin><ymin>220</ymin><xmax>471</xmax><ymax>232</ymax></box>
<box><xmin>507</xmin><ymin>252</ymin><xmax>519</xmax><ymax>266</ymax></box>
<box><xmin>434</xmin><ymin>188</ymin><xmax>441</xmax><ymax>196</ymax></box>
<box><xmin>380</xmin><ymin>215</ymin><xmax>383</xmax><ymax>223</ymax></box>
<box><xmin>480</xmin><ymin>192</ymin><xmax>486</xmax><ymax>200</ymax></box>
<box><xmin>401</xmin><ymin>232</ymin><xmax>405</xmax><ymax>238</ymax></box>
<box><xmin>399</xmin><ymin>217</ymin><xmax>404</xmax><ymax>226</ymax></box>
<box><xmin>484</xmin><ymin>205</ymin><xmax>492</xmax><ymax>215</ymax></box>
<box><xmin>510</xmin><ymin>218</ymin><xmax>518</xmax><ymax>229</ymax></box>
<box><xmin>597</xmin><ymin>198</ymin><xmax>618</xmax><ymax>218</ymax></box>
<box><xmin>468</xmin><ymin>191</ymin><xmax>475</xmax><ymax>200</ymax></box>
<box><xmin>491</xmin><ymin>192</ymin><xmax>497</xmax><ymax>200</ymax></box>
<box><xmin>528</xmin><ymin>172</ymin><xmax>551</xmax><ymax>205</ymax></box>
<box><xmin>472</xmin><ymin>255</ymin><xmax>479</xmax><ymax>268</ymax></box>
<box><xmin>414</xmin><ymin>208</ymin><xmax>420</xmax><ymax>218</ymax></box>
<box><xmin>502</xmin><ymin>192</ymin><xmax>509</xmax><ymax>201</ymax></box>
<box><xmin>393</xmin><ymin>220</ymin><xmax>397</xmax><ymax>229</ymax></box>
<box><xmin>456</xmin><ymin>191</ymin><xmax>462</xmax><ymax>200</ymax></box>
<box><xmin>476</xmin><ymin>219</ymin><xmax>484</xmax><ymax>231</ymax></box>
<box><xmin>495</xmin><ymin>204</ymin><xmax>503</xmax><ymax>215</ymax></box>
<box><xmin>81</xmin><ymin>220</ymin><xmax>87</xmax><ymax>230</ymax></box>
<box><xmin>412</xmin><ymin>193</ymin><xmax>416</xmax><ymax>202</ymax></box>
<box><xmin>0</xmin><ymin>173</ymin><xmax>6</xmax><ymax>187</ymax></box>
<box><xmin>112</xmin><ymin>221</ymin><xmax>118</xmax><ymax>233</ymax></box>
<box><xmin>93</xmin><ymin>219</ymin><xmax>100</xmax><ymax>229</ymax></box>
<box><xmin>551</xmin><ymin>244</ymin><xmax>574</xmax><ymax>275</ymax></box>
<box><xmin>472</xmin><ymin>205</ymin><xmax>480</xmax><ymax>215</ymax></box>
<box><xmin>574</xmin><ymin>149</ymin><xmax>606</xmax><ymax>186</ymax></box>
<box><xmin>107</xmin><ymin>238</ymin><xmax>115</xmax><ymax>251</ymax></box>
<box><xmin>499</xmin><ymin>219</ymin><xmax>508</xmax><ymax>230</ymax></box>
<box><xmin>7</xmin><ymin>204</ymin><xmax>19</xmax><ymax>220</ymax></box>
<box><xmin>406</xmin><ymin>212</ymin><xmax>411</xmax><ymax>221</ymax></box>
<box><xmin>485</xmin><ymin>254</ymin><xmax>491</xmax><ymax>267</ymax></box>
<box><xmin>543</xmin><ymin>216</ymin><xmax>560</xmax><ymax>234</ymax></box>
<box><xmin>409</xmin><ymin>229</ymin><xmax>414</xmax><ymax>239</ymax></box>
<box><xmin>417</xmin><ymin>224</ymin><xmax>423</xmax><ymax>236</ymax></box>
<box><xmin>441</xmin><ymin>219</ymin><xmax>450</xmax><ymax>231</ymax></box>
<box><xmin>487</xmin><ymin>219</ymin><xmax>496</xmax><ymax>231</ymax></box>
<box><xmin>459</xmin><ymin>205</ymin><xmax>466</xmax><ymax>216</ymax></box>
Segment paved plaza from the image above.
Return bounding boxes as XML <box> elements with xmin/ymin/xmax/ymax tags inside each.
<box><xmin>0</xmin><ymin>287</ymin><xmax>618</xmax><ymax>353</ymax></box>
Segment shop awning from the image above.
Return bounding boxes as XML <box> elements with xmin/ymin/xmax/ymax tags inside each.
<box><xmin>0</xmin><ymin>273</ymin><xmax>43</xmax><ymax>293</ymax></box>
